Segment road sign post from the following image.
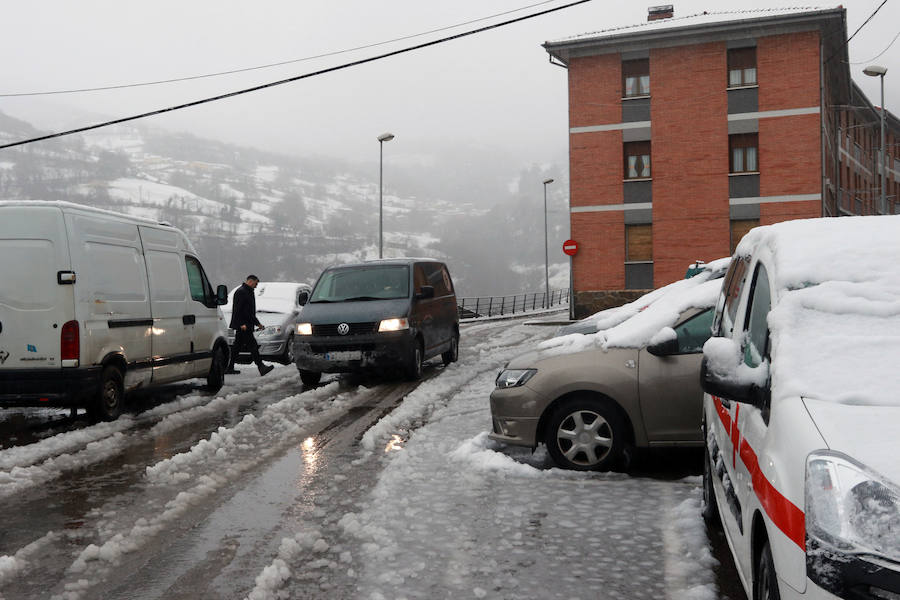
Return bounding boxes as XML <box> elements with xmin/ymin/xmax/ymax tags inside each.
<box><xmin>562</xmin><ymin>240</ymin><xmax>578</xmax><ymax>320</ymax></box>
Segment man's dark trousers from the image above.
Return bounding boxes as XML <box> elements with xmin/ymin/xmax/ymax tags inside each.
<box><xmin>230</xmin><ymin>329</ymin><xmax>266</xmax><ymax>373</ymax></box>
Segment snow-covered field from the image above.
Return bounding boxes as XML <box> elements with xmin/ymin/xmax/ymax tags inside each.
<box><xmin>0</xmin><ymin>317</ymin><xmax>723</xmax><ymax>600</ymax></box>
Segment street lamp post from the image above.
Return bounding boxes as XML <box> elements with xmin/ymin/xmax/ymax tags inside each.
<box><xmin>863</xmin><ymin>65</ymin><xmax>888</xmax><ymax>213</ymax></box>
<box><xmin>377</xmin><ymin>132</ymin><xmax>395</xmax><ymax>258</ymax></box>
<box><xmin>542</xmin><ymin>178</ymin><xmax>554</xmax><ymax>308</ymax></box>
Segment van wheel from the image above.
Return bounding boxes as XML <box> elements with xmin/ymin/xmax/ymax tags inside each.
<box><xmin>282</xmin><ymin>334</ymin><xmax>295</xmax><ymax>364</ymax></box>
<box><xmin>298</xmin><ymin>369</ymin><xmax>321</xmax><ymax>387</ymax></box>
<box><xmin>407</xmin><ymin>340</ymin><xmax>424</xmax><ymax>380</ymax></box>
<box><xmin>755</xmin><ymin>541</ymin><xmax>781</xmax><ymax>600</ymax></box>
<box><xmin>701</xmin><ymin>444</ymin><xmax>721</xmax><ymax>525</ymax></box>
<box><xmin>442</xmin><ymin>332</ymin><xmax>459</xmax><ymax>366</ymax></box>
<box><xmin>206</xmin><ymin>347</ymin><xmax>227</xmax><ymax>393</ymax></box>
<box><xmin>545</xmin><ymin>396</ymin><xmax>624</xmax><ymax>471</ymax></box>
<box><xmin>90</xmin><ymin>366</ymin><xmax>124</xmax><ymax>422</ymax></box>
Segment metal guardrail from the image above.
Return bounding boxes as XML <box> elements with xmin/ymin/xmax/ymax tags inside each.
<box><xmin>457</xmin><ymin>289</ymin><xmax>569</xmax><ymax>319</ymax></box>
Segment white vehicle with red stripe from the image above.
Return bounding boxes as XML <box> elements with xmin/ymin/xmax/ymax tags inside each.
<box><xmin>700</xmin><ymin>216</ymin><xmax>900</xmax><ymax>600</ymax></box>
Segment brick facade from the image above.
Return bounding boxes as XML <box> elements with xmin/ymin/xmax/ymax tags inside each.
<box><xmin>546</xmin><ymin>8</ymin><xmax>899</xmax><ymax>318</ymax></box>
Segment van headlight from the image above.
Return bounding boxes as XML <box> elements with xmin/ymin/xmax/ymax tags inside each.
<box><xmin>495</xmin><ymin>369</ymin><xmax>537</xmax><ymax>389</ymax></box>
<box><xmin>378</xmin><ymin>318</ymin><xmax>409</xmax><ymax>332</ymax></box>
<box><xmin>296</xmin><ymin>323</ymin><xmax>313</xmax><ymax>336</ymax></box>
<box><xmin>806</xmin><ymin>451</ymin><xmax>900</xmax><ymax>563</ymax></box>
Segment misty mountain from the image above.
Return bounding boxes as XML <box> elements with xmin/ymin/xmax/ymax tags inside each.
<box><xmin>0</xmin><ymin>112</ymin><xmax>570</xmax><ymax>297</ymax></box>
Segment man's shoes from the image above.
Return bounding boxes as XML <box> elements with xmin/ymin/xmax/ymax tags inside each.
<box><xmin>259</xmin><ymin>364</ymin><xmax>274</xmax><ymax>376</ymax></box>
<box><xmin>225</xmin><ymin>368</ymin><xmax>241</xmax><ymax>375</ymax></box>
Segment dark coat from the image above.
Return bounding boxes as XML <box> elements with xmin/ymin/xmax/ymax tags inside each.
<box><xmin>229</xmin><ymin>283</ymin><xmax>262</xmax><ymax>330</ymax></box>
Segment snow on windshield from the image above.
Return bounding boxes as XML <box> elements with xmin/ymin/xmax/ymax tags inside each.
<box><xmin>536</xmin><ymin>277</ymin><xmax>723</xmax><ymax>356</ymax></box>
<box><xmin>747</xmin><ymin>216</ymin><xmax>900</xmax><ymax>406</ymax></box>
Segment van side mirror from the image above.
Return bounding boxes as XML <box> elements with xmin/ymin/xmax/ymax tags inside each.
<box><xmin>297</xmin><ymin>290</ymin><xmax>309</xmax><ymax>306</ymax></box>
<box><xmin>216</xmin><ymin>285</ymin><xmax>228</xmax><ymax>306</ymax></box>
<box><xmin>700</xmin><ymin>355</ymin><xmax>770</xmax><ymax>409</ymax></box>
<box><xmin>416</xmin><ymin>285</ymin><xmax>435</xmax><ymax>300</ymax></box>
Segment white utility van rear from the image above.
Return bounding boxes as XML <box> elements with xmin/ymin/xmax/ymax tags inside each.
<box><xmin>0</xmin><ymin>201</ymin><xmax>230</xmax><ymax>420</ymax></box>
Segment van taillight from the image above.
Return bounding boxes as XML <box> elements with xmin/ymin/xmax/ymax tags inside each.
<box><xmin>61</xmin><ymin>320</ymin><xmax>79</xmax><ymax>362</ymax></box>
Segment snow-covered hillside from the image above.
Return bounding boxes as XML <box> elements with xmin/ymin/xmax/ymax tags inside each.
<box><xmin>0</xmin><ymin>111</ymin><xmax>570</xmax><ymax>296</ymax></box>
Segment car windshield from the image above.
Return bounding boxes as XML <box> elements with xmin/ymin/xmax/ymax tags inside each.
<box><xmin>256</xmin><ymin>283</ymin><xmax>303</xmax><ymax>314</ymax></box>
<box><xmin>310</xmin><ymin>265</ymin><xmax>410</xmax><ymax>302</ymax></box>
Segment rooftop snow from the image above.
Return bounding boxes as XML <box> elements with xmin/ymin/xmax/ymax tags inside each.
<box><xmin>546</xmin><ymin>6</ymin><xmax>838</xmax><ymax>46</ymax></box>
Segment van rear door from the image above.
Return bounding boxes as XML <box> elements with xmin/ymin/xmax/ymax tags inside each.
<box><xmin>0</xmin><ymin>206</ymin><xmax>76</xmax><ymax>371</ymax></box>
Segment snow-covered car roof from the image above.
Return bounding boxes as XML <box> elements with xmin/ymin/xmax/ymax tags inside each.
<box><xmin>739</xmin><ymin>215</ymin><xmax>900</xmax><ymax>407</ymax></box>
<box><xmin>537</xmin><ymin>272</ymin><xmax>725</xmax><ymax>357</ymax></box>
<box><xmin>555</xmin><ymin>257</ymin><xmax>729</xmax><ymax>336</ymax></box>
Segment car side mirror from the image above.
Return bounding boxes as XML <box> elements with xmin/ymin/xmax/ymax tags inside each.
<box><xmin>216</xmin><ymin>285</ymin><xmax>228</xmax><ymax>306</ymax></box>
<box><xmin>700</xmin><ymin>355</ymin><xmax>770</xmax><ymax>409</ymax></box>
<box><xmin>416</xmin><ymin>285</ymin><xmax>435</xmax><ymax>300</ymax></box>
<box><xmin>297</xmin><ymin>290</ymin><xmax>309</xmax><ymax>306</ymax></box>
<box><xmin>647</xmin><ymin>337</ymin><xmax>679</xmax><ymax>356</ymax></box>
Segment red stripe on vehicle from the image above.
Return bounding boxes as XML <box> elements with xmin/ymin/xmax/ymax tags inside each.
<box><xmin>712</xmin><ymin>396</ymin><xmax>806</xmax><ymax>550</ymax></box>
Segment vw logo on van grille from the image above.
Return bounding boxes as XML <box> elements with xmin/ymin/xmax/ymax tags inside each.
<box><xmin>337</xmin><ymin>323</ymin><xmax>351</xmax><ymax>336</ymax></box>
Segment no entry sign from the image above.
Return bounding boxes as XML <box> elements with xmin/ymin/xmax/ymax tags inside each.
<box><xmin>562</xmin><ymin>239</ymin><xmax>578</xmax><ymax>256</ymax></box>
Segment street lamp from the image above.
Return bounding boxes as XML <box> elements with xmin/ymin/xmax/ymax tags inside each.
<box><xmin>377</xmin><ymin>132</ymin><xmax>395</xmax><ymax>258</ymax></box>
<box><xmin>863</xmin><ymin>65</ymin><xmax>887</xmax><ymax>213</ymax></box>
<box><xmin>542</xmin><ymin>178</ymin><xmax>554</xmax><ymax>308</ymax></box>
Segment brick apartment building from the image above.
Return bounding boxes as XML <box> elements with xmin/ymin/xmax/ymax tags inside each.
<box><xmin>544</xmin><ymin>6</ymin><xmax>900</xmax><ymax>317</ymax></box>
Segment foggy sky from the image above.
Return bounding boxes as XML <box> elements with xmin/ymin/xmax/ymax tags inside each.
<box><xmin>2</xmin><ymin>0</ymin><xmax>897</xmax><ymax>166</ymax></box>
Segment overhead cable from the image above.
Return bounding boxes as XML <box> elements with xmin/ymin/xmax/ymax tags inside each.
<box><xmin>0</xmin><ymin>0</ymin><xmax>591</xmax><ymax>150</ymax></box>
<box><xmin>0</xmin><ymin>0</ymin><xmax>562</xmax><ymax>98</ymax></box>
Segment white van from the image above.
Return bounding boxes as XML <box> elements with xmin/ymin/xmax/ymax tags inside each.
<box><xmin>0</xmin><ymin>201</ymin><xmax>230</xmax><ymax>420</ymax></box>
<box><xmin>700</xmin><ymin>216</ymin><xmax>900</xmax><ymax>600</ymax></box>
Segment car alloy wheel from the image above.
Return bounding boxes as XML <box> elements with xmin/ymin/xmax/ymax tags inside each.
<box><xmin>546</xmin><ymin>397</ymin><xmax>624</xmax><ymax>471</ymax></box>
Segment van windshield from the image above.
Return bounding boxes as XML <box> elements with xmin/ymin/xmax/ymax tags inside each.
<box><xmin>310</xmin><ymin>265</ymin><xmax>410</xmax><ymax>303</ymax></box>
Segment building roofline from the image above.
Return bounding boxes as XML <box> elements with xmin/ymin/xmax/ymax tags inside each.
<box><xmin>543</xmin><ymin>7</ymin><xmax>845</xmax><ymax>62</ymax></box>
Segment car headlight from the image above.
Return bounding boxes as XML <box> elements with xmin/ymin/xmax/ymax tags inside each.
<box><xmin>258</xmin><ymin>326</ymin><xmax>282</xmax><ymax>338</ymax></box>
<box><xmin>296</xmin><ymin>323</ymin><xmax>313</xmax><ymax>336</ymax></box>
<box><xmin>806</xmin><ymin>451</ymin><xmax>900</xmax><ymax>563</ymax></box>
<box><xmin>378</xmin><ymin>318</ymin><xmax>409</xmax><ymax>332</ymax></box>
<box><xmin>495</xmin><ymin>369</ymin><xmax>537</xmax><ymax>389</ymax></box>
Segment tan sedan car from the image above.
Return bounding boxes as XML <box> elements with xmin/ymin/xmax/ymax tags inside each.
<box><xmin>489</xmin><ymin>305</ymin><xmax>714</xmax><ymax>471</ymax></box>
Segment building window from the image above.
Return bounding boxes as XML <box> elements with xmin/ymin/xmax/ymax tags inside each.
<box><xmin>622</xmin><ymin>59</ymin><xmax>650</xmax><ymax>98</ymax></box>
<box><xmin>626</xmin><ymin>224</ymin><xmax>652</xmax><ymax>262</ymax></box>
<box><xmin>730</xmin><ymin>219</ymin><xmax>758</xmax><ymax>254</ymax></box>
<box><xmin>624</xmin><ymin>141</ymin><xmax>651</xmax><ymax>179</ymax></box>
<box><xmin>730</xmin><ymin>134</ymin><xmax>758</xmax><ymax>173</ymax></box>
<box><xmin>727</xmin><ymin>47</ymin><xmax>757</xmax><ymax>87</ymax></box>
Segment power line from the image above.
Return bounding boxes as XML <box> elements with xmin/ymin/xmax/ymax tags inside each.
<box><xmin>848</xmin><ymin>28</ymin><xmax>900</xmax><ymax>64</ymax></box>
<box><xmin>0</xmin><ymin>0</ymin><xmax>562</xmax><ymax>98</ymax></box>
<box><xmin>0</xmin><ymin>0</ymin><xmax>591</xmax><ymax>151</ymax></box>
<box><xmin>825</xmin><ymin>0</ymin><xmax>891</xmax><ymax>63</ymax></box>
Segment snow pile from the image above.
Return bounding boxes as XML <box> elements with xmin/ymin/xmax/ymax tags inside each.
<box><xmin>537</xmin><ymin>277</ymin><xmax>722</xmax><ymax>356</ymax></box>
<box><xmin>743</xmin><ymin>215</ymin><xmax>900</xmax><ymax>406</ymax></box>
<box><xmin>564</xmin><ymin>257</ymin><xmax>729</xmax><ymax>335</ymax></box>
<box><xmin>662</xmin><ymin>495</ymin><xmax>719</xmax><ymax>600</ymax></box>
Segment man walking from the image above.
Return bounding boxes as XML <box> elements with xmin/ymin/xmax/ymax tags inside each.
<box><xmin>227</xmin><ymin>275</ymin><xmax>274</xmax><ymax>376</ymax></box>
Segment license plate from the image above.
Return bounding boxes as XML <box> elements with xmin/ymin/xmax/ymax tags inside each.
<box><xmin>324</xmin><ymin>350</ymin><xmax>362</xmax><ymax>361</ymax></box>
